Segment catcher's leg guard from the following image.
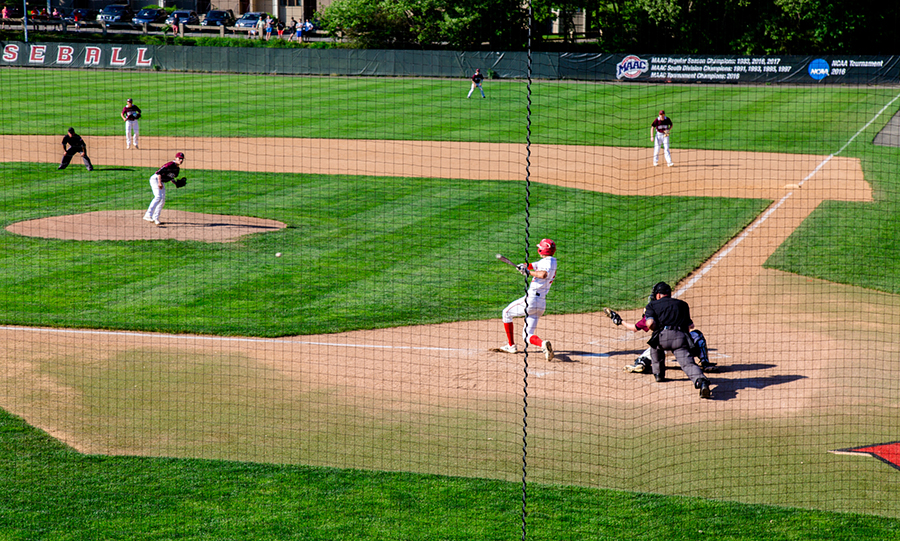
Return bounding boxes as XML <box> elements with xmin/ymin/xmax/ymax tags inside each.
<box><xmin>690</xmin><ymin>330</ymin><xmax>710</xmax><ymax>364</ymax></box>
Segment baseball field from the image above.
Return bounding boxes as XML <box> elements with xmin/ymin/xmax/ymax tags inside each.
<box><xmin>2</xmin><ymin>67</ymin><xmax>900</xmax><ymax>538</ymax></box>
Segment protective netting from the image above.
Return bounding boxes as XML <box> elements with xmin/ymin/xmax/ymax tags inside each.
<box><xmin>1</xmin><ymin>46</ymin><xmax>900</xmax><ymax>530</ymax></box>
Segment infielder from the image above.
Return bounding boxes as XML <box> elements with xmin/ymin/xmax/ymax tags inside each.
<box><xmin>467</xmin><ymin>68</ymin><xmax>485</xmax><ymax>98</ymax></box>
<box><xmin>57</xmin><ymin>127</ymin><xmax>93</xmax><ymax>171</ymax></box>
<box><xmin>499</xmin><ymin>239</ymin><xmax>557</xmax><ymax>361</ymax></box>
<box><xmin>144</xmin><ymin>152</ymin><xmax>185</xmax><ymax>226</ymax></box>
<box><xmin>121</xmin><ymin>98</ymin><xmax>142</xmax><ymax>149</ymax></box>
<box><xmin>651</xmin><ymin>110</ymin><xmax>673</xmax><ymax>167</ymax></box>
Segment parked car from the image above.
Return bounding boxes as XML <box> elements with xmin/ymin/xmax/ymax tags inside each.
<box><xmin>165</xmin><ymin>10</ymin><xmax>199</xmax><ymax>25</ymax></box>
<box><xmin>97</xmin><ymin>4</ymin><xmax>135</xmax><ymax>26</ymax></box>
<box><xmin>64</xmin><ymin>8</ymin><xmax>98</xmax><ymax>26</ymax></box>
<box><xmin>132</xmin><ymin>7</ymin><xmax>167</xmax><ymax>26</ymax></box>
<box><xmin>200</xmin><ymin>9</ymin><xmax>235</xmax><ymax>26</ymax></box>
<box><xmin>233</xmin><ymin>11</ymin><xmax>265</xmax><ymax>29</ymax></box>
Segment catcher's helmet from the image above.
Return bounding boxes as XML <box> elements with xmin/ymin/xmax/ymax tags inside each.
<box><xmin>651</xmin><ymin>281</ymin><xmax>672</xmax><ymax>297</ymax></box>
<box><xmin>537</xmin><ymin>238</ymin><xmax>556</xmax><ymax>256</ymax></box>
<box><xmin>175</xmin><ymin>152</ymin><xmax>185</xmax><ymax>160</ymax></box>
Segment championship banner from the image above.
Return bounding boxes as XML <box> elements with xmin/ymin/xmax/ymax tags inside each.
<box><xmin>594</xmin><ymin>54</ymin><xmax>900</xmax><ymax>85</ymax></box>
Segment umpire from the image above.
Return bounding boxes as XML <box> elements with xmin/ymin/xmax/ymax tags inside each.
<box><xmin>644</xmin><ymin>282</ymin><xmax>712</xmax><ymax>399</ymax></box>
<box><xmin>58</xmin><ymin>127</ymin><xmax>93</xmax><ymax>171</ymax></box>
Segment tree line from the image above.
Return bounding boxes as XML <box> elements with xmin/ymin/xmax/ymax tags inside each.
<box><xmin>317</xmin><ymin>0</ymin><xmax>898</xmax><ymax>54</ymax></box>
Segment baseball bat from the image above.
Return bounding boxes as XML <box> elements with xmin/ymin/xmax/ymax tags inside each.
<box><xmin>495</xmin><ymin>254</ymin><xmax>515</xmax><ymax>267</ymax></box>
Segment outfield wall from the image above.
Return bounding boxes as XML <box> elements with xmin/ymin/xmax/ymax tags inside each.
<box><xmin>2</xmin><ymin>41</ymin><xmax>899</xmax><ymax>83</ymax></box>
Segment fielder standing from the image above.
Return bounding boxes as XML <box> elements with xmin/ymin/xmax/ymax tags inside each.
<box><xmin>121</xmin><ymin>98</ymin><xmax>142</xmax><ymax>150</ymax></box>
<box><xmin>651</xmin><ymin>110</ymin><xmax>673</xmax><ymax>167</ymax></box>
<box><xmin>144</xmin><ymin>152</ymin><xmax>185</xmax><ymax>226</ymax></box>
<box><xmin>499</xmin><ymin>239</ymin><xmax>557</xmax><ymax>361</ymax></box>
<box><xmin>57</xmin><ymin>127</ymin><xmax>93</xmax><ymax>171</ymax></box>
<box><xmin>467</xmin><ymin>68</ymin><xmax>485</xmax><ymax>99</ymax></box>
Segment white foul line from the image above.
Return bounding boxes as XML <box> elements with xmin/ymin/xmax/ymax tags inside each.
<box><xmin>676</xmin><ymin>90</ymin><xmax>900</xmax><ymax>298</ymax></box>
<box><xmin>0</xmin><ymin>325</ymin><xmax>472</xmax><ymax>352</ymax></box>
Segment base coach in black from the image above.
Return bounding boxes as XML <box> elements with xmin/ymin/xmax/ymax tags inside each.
<box><xmin>643</xmin><ymin>282</ymin><xmax>712</xmax><ymax>399</ymax></box>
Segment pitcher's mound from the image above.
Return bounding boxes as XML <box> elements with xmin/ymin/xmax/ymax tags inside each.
<box><xmin>6</xmin><ymin>210</ymin><xmax>287</xmax><ymax>243</ymax></box>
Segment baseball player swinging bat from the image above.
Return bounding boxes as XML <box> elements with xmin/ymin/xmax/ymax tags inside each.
<box><xmin>495</xmin><ymin>254</ymin><xmax>515</xmax><ymax>267</ymax></box>
<box><xmin>496</xmin><ymin>254</ymin><xmax>531</xmax><ymax>277</ymax></box>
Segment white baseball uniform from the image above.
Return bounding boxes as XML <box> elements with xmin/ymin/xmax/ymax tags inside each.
<box><xmin>652</xmin><ymin>113</ymin><xmax>673</xmax><ymax>166</ymax></box>
<box><xmin>502</xmin><ymin>255</ymin><xmax>557</xmax><ymax>341</ymax></box>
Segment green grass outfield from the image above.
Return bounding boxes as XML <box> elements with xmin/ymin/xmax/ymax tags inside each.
<box><xmin>2</xmin><ymin>68</ymin><xmax>899</xmax><ymax>294</ymax></box>
<box><xmin>2</xmin><ymin>408</ymin><xmax>899</xmax><ymax>540</ymax></box>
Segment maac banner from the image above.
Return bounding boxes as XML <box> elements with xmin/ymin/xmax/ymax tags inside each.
<box><xmin>1</xmin><ymin>42</ymin><xmax>154</xmax><ymax>68</ymax></box>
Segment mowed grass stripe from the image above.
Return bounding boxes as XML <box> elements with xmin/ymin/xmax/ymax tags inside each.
<box><xmin>0</xmin><ymin>165</ymin><xmax>768</xmax><ymax>336</ymax></box>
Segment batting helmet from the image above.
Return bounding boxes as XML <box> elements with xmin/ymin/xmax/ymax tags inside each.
<box><xmin>537</xmin><ymin>238</ymin><xmax>556</xmax><ymax>256</ymax></box>
<box><xmin>651</xmin><ymin>281</ymin><xmax>672</xmax><ymax>297</ymax></box>
<box><xmin>175</xmin><ymin>152</ymin><xmax>185</xmax><ymax>159</ymax></box>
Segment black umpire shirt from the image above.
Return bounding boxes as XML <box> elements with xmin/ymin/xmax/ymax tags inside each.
<box><xmin>644</xmin><ymin>296</ymin><xmax>692</xmax><ymax>332</ymax></box>
<box><xmin>62</xmin><ymin>133</ymin><xmax>86</xmax><ymax>152</ymax></box>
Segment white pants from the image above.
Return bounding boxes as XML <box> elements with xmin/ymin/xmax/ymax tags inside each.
<box><xmin>125</xmin><ymin>120</ymin><xmax>139</xmax><ymax>147</ymax></box>
<box><xmin>653</xmin><ymin>132</ymin><xmax>671</xmax><ymax>165</ymax></box>
<box><xmin>502</xmin><ymin>295</ymin><xmax>545</xmax><ymax>341</ymax></box>
<box><xmin>145</xmin><ymin>174</ymin><xmax>165</xmax><ymax>220</ymax></box>
<box><xmin>468</xmin><ymin>82</ymin><xmax>484</xmax><ymax>98</ymax></box>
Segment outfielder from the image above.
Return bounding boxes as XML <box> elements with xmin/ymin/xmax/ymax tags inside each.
<box><xmin>144</xmin><ymin>152</ymin><xmax>186</xmax><ymax>226</ymax></box>
<box><xmin>499</xmin><ymin>239</ymin><xmax>557</xmax><ymax>361</ymax></box>
<box><xmin>467</xmin><ymin>68</ymin><xmax>485</xmax><ymax>98</ymax></box>
<box><xmin>57</xmin><ymin>127</ymin><xmax>93</xmax><ymax>171</ymax></box>
<box><xmin>651</xmin><ymin>110</ymin><xmax>673</xmax><ymax>167</ymax></box>
<box><xmin>121</xmin><ymin>98</ymin><xmax>142</xmax><ymax>149</ymax></box>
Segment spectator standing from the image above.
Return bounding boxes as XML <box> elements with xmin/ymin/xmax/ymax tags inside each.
<box><xmin>255</xmin><ymin>14</ymin><xmax>265</xmax><ymax>39</ymax></box>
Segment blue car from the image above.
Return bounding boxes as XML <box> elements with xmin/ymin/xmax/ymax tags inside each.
<box><xmin>132</xmin><ymin>8</ymin><xmax>167</xmax><ymax>27</ymax></box>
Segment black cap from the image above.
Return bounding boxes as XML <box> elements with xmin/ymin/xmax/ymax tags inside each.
<box><xmin>652</xmin><ymin>282</ymin><xmax>672</xmax><ymax>297</ymax></box>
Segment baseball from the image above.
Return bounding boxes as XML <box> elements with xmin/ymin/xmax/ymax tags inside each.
<box><xmin>275</xmin><ymin>252</ymin><xmax>282</xmax><ymax>257</ymax></box>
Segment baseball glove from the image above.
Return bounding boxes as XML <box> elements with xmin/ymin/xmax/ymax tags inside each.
<box><xmin>173</xmin><ymin>177</ymin><xmax>187</xmax><ymax>188</ymax></box>
<box><xmin>604</xmin><ymin>307</ymin><xmax>622</xmax><ymax>326</ymax></box>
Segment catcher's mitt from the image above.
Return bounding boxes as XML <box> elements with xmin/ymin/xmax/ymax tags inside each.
<box><xmin>604</xmin><ymin>307</ymin><xmax>622</xmax><ymax>326</ymax></box>
<box><xmin>173</xmin><ymin>177</ymin><xmax>187</xmax><ymax>188</ymax></box>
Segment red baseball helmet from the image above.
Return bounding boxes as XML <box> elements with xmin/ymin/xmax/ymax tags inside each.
<box><xmin>537</xmin><ymin>238</ymin><xmax>556</xmax><ymax>256</ymax></box>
